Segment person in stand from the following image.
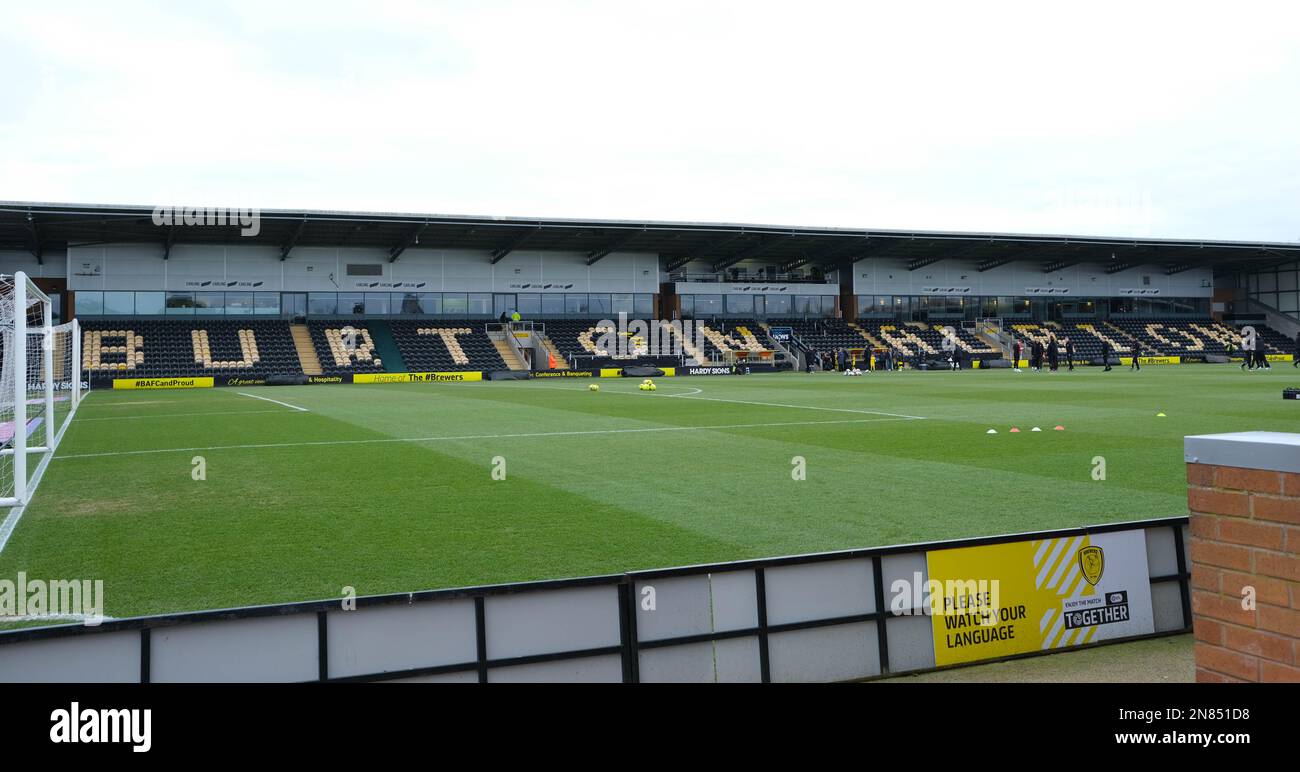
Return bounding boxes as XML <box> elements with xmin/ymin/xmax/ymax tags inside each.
<box><xmin>1012</xmin><ymin>339</ymin><xmax>1022</xmax><ymax>372</ymax></box>
<box><xmin>1102</xmin><ymin>341</ymin><xmax>1112</xmax><ymax>372</ymax></box>
<box><xmin>1130</xmin><ymin>343</ymin><xmax>1142</xmax><ymax>371</ymax></box>
<box><xmin>1047</xmin><ymin>336</ymin><xmax>1060</xmax><ymax>373</ymax></box>
<box><xmin>1065</xmin><ymin>338</ymin><xmax>1075</xmax><ymax>372</ymax></box>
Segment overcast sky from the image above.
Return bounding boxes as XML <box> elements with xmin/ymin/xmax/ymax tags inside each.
<box><xmin>2</xmin><ymin>1</ymin><xmax>1298</xmax><ymax>242</ymax></box>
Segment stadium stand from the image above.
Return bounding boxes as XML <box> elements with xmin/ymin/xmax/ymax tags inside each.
<box><xmin>305</xmin><ymin>322</ymin><xmax>385</xmax><ymax>376</ymax></box>
<box><xmin>1007</xmin><ymin>319</ymin><xmax>1291</xmax><ymax>360</ymax></box>
<box><xmin>769</xmin><ymin>318</ymin><xmax>871</xmax><ymax>356</ymax></box>
<box><xmin>81</xmin><ymin>320</ymin><xmax>300</xmax><ymax>378</ymax></box>
<box><xmin>388</xmin><ymin>320</ymin><xmax>507</xmax><ymax>372</ymax></box>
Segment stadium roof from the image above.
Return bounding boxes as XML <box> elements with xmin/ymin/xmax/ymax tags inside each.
<box><xmin>2</xmin><ymin>200</ymin><xmax>1298</xmax><ymax>276</ymax></box>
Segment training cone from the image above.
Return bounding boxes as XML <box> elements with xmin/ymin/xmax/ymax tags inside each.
<box><xmin>1009</xmin><ymin>427</ymin><xmax>1020</xmax><ymax>433</ymax></box>
<box><xmin>1054</xmin><ymin>425</ymin><xmax>1065</xmax><ymax>431</ymax></box>
<box><xmin>1156</xmin><ymin>412</ymin><xmax>1166</xmax><ymax>417</ymax></box>
<box><xmin>1031</xmin><ymin>427</ymin><xmax>1042</xmax><ymax>432</ymax></box>
<box><xmin>986</xmin><ymin>429</ymin><xmax>997</xmax><ymax>434</ymax></box>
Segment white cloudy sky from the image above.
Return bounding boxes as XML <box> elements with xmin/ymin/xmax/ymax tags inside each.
<box><xmin>2</xmin><ymin>0</ymin><xmax>1298</xmax><ymax>241</ymax></box>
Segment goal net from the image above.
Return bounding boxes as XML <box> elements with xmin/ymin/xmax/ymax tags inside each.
<box><xmin>0</xmin><ymin>272</ymin><xmax>83</xmax><ymax>507</ymax></box>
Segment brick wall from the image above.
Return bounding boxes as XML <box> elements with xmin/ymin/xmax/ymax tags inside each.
<box><xmin>1188</xmin><ymin>462</ymin><xmax>1300</xmax><ymax>682</ymax></box>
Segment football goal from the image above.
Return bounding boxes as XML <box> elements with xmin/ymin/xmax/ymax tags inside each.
<box><xmin>0</xmin><ymin>272</ymin><xmax>82</xmax><ymax>508</ymax></box>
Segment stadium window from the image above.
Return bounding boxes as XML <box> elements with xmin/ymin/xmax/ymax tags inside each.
<box><xmin>765</xmin><ymin>294</ymin><xmax>791</xmax><ymax>315</ymax></box>
<box><xmin>1280</xmin><ymin>292</ymin><xmax>1299</xmax><ymax>313</ymax></box>
<box><xmin>254</xmin><ymin>293</ymin><xmax>280</xmax><ymax>315</ymax></box>
<box><xmin>725</xmin><ymin>294</ymin><xmax>753</xmax><ymax>314</ymax></box>
<box><xmin>679</xmin><ymin>295</ymin><xmax>694</xmax><ymax>317</ymax></box>
<box><xmin>364</xmin><ymin>293</ymin><xmax>389</xmax><ymax>315</ymax></box>
<box><xmin>398</xmin><ymin>293</ymin><xmax>425</xmax><ymax>314</ymax></box>
<box><xmin>540</xmin><ymin>294</ymin><xmax>563</xmax><ymax>315</ymax></box>
<box><xmin>589</xmin><ymin>294</ymin><xmax>612</xmax><ymax>315</ymax></box>
<box><xmin>1279</xmin><ymin>271</ymin><xmax>1298</xmax><ymax>292</ymax></box>
<box><xmin>565</xmin><ymin>294</ymin><xmax>589</xmax><ymax>315</ymax></box>
<box><xmin>338</xmin><ymin>293</ymin><xmax>364</xmax><ymax>315</ymax></box>
<box><xmin>77</xmin><ymin>291</ymin><xmax>104</xmax><ymax>315</ymax></box>
<box><xmin>794</xmin><ymin>295</ymin><xmax>812</xmax><ymax>314</ymax></box>
<box><xmin>166</xmin><ymin>292</ymin><xmax>196</xmax><ymax>314</ymax></box>
<box><xmin>443</xmin><ymin>293</ymin><xmax>468</xmax><ymax>315</ymax></box>
<box><xmin>611</xmin><ymin>293</ymin><xmax>634</xmax><ymax>315</ymax></box>
<box><xmin>420</xmin><ymin>293</ymin><xmax>441</xmax><ymax>315</ymax></box>
<box><xmin>103</xmin><ymin>291</ymin><xmax>134</xmax><ymax>315</ymax></box>
<box><xmin>308</xmin><ymin>293</ymin><xmax>338</xmax><ymax>316</ymax></box>
<box><xmin>468</xmin><ymin>293</ymin><xmax>492</xmax><ymax>315</ymax></box>
<box><xmin>194</xmin><ymin>292</ymin><xmax>224</xmax><ymax>314</ymax></box>
<box><xmin>695</xmin><ymin>294</ymin><xmax>723</xmax><ymax>316</ymax></box>
<box><xmin>135</xmin><ymin>291</ymin><xmax>165</xmax><ymax>315</ymax></box>
<box><xmin>517</xmin><ymin>294</ymin><xmax>541</xmax><ymax>315</ymax></box>
<box><xmin>226</xmin><ymin>292</ymin><xmax>255</xmax><ymax>315</ymax></box>
<box><xmin>633</xmin><ymin>293</ymin><xmax>653</xmax><ymax>316</ymax></box>
<box><xmin>345</xmin><ymin>263</ymin><xmax>383</xmax><ymax>277</ymax></box>
<box><xmin>822</xmin><ymin>296</ymin><xmax>837</xmax><ymax>316</ymax></box>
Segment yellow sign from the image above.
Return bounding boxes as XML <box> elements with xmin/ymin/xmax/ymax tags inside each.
<box><xmin>113</xmin><ymin>377</ymin><xmax>214</xmax><ymax>390</ymax></box>
<box><xmin>353</xmin><ymin>371</ymin><xmax>483</xmax><ymax>384</ymax></box>
<box><xmin>1118</xmin><ymin>356</ymin><xmax>1180</xmax><ymax>365</ymax></box>
<box><xmin>925</xmin><ymin>531</ymin><xmax>1154</xmax><ymax>667</ymax></box>
<box><xmin>1266</xmin><ymin>354</ymin><xmax>1295</xmax><ymax>362</ymax></box>
<box><xmin>599</xmin><ymin>368</ymin><xmax>622</xmax><ymax>378</ymax></box>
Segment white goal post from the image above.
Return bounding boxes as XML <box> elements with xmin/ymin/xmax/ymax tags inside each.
<box><xmin>0</xmin><ymin>272</ymin><xmax>83</xmax><ymax>508</ymax></box>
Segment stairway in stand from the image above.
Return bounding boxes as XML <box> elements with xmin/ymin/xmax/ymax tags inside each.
<box><xmin>365</xmin><ymin>320</ymin><xmax>408</xmax><ymax>373</ymax></box>
<box><xmin>290</xmin><ymin>324</ymin><xmax>322</xmax><ymax>375</ymax></box>
<box><xmin>538</xmin><ymin>334</ymin><xmax>569</xmax><ymax>369</ymax></box>
<box><xmin>492</xmin><ymin>338</ymin><xmax>527</xmax><ymax>370</ymax></box>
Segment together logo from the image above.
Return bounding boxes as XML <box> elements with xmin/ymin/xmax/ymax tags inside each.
<box><xmin>50</xmin><ymin>702</ymin><xmax>151</xmax><ymax>753</ymax></box>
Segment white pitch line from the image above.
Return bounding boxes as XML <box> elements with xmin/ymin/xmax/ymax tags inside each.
<box><xmin>54</xmin><ymin>416</ymin><xmax>917</xmax><ymax>460</ymax></box>
<box><xmin>236</xmin><ymin>392</ymin><xmax>309</xmax><ymax>412</ymax></box>
<box><xmin>77</xmin><ymin>409</ymin><xmax>305</xmax><ymax>422</ymax></box>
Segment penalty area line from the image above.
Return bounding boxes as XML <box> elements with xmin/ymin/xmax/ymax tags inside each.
<box><xmin>237</xmin><ymin>392</ymin><xmax>309</xmax><ymax>412</ymax></box>
<box><xmin>55</xmin><ymin>416</ymin><xmax>919</xmax><ymax>460</ymax></box>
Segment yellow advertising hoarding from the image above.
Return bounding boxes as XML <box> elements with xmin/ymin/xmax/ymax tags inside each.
<box><xmin>113</xmin><ymin>377</ymin><xmax>214</xmax><ymax>390</ymax></box>
<box><xmin>925</xmin><ymin>531</ymin><xmax>1154</xmax><ymax>667</ymax></box>
<box><xmin>353</xmin><ymin>371</ymin><xmax>483</xmax><ymax>384</ymax></box>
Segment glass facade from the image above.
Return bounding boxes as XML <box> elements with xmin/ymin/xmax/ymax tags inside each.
<box><xmin>853</xmin><ymin>295</ymin><xmax>1211</xmax><ymax>320</ymax></box>
<box><xmin>1244</xmin><ymin>262</ymin><xmax>1300</xmax><ymax>317</ymax></box>
<box><xmin>75</xmin><ymin>291</ymin><xmax>657</xmax><ymax>318</ymax></box>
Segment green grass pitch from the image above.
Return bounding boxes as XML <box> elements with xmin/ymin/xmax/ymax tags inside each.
<box><xmin>1</xmin><ymin>365</ymin><xmax>1296</xmax><ymax>620</ymax></box>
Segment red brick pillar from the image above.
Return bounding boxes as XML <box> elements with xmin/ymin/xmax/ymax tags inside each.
<box><xmin>1185</xmin><ymin>432</ymin><xmax>1300</xmax><ymax>682</ymax></box>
